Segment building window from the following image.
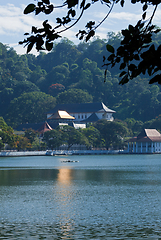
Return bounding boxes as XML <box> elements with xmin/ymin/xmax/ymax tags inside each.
<box><xmin>78</xmin><ymin>115</ymin><xmax>80</xmax><ymax>119</ymax></box>
<box><xmin>82</xmin><ymin>115</ymin><xmax>83</xmax><ymax>119</ymax></box>
<box><xmin>85</xmin><ymin>114</ymin><xmax>87</xmax><ymax>118</ymax></box>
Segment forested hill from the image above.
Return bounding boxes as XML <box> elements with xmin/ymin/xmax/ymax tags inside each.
<box><xmin>0</xmin><ymin>33</ymin><xmax>161</xmax><ymax>128</ymax></box>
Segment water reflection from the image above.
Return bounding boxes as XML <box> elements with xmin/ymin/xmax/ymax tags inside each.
<box><xmin>57</xmin><ymin>168</ymin><xmax>73</xmax><ymax>186</ymax></box>
<box><xmin>0</xmin><ymin>169</ymin><xmax>58</xmax><ymax>186</ymax></box>
<box><xmin>0</xmin><ymin>155</ymin><xmax>161</xmax><ymax>239</ymax></box>
<box><xmin>54</xmin><ymin>168</ymin><xmax>76</xmax><ymax>236</ymax></box>
<box><xmin>1</xmin><ymin>221</ymin><xmax>160</xmax><ymax>239</ymax></box>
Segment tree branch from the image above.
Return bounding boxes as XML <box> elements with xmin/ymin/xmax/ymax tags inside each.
<box><xmin>95</xmin><ymin>0</ymin><xmax>115</xmax><ymax>30</ymax></box>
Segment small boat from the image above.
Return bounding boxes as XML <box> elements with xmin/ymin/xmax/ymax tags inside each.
<box><xmin>61</xmin><ymin>160</ymin><xmax>79</xmax><ymax>163</ymax></box>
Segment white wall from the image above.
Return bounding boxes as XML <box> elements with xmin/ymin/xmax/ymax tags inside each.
<box><xmin>154</xmin><ymin>142</ymin><xmax>161</xmax><ymax>153</ymax></box>
<box><xmin>71</xmin><ymin>113</ymin><xmax>91</xmax><ymax>121</ymax></box>
<box><xmin>72</xmin><ymin>112</ymin><xmax>114</xmax><ymax>121</ymax></box>
<box><xmin>96</xmin><ymin>112</ymin><xmax>113</xmax><ymax>121</ymax></box>
<box><xmin>48</xmin><ymin>111</ymin><xmax>114</xmax><ymax>122</ymax></box>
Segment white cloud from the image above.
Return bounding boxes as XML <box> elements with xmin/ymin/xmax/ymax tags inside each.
<box><xmin>86</xmin><ymin>2</ymin><xmax>161</xmax><ymax>27</ymax></box>
<box><xmin>0</xmin><ymin>4</ymin><xmax>43</xmax><ymax>36</ymax></box>
<box><xmin>1</xmin><ymin>1</ymin><xmax>161</xmax><ymax>55</ymax></box>
<box><xmin>9</xmin><ymin>42</ymin><xmax>38</xmax><ymax>55</ymax></box>
<box><xmin>110</xmin><ymin>11</ymin><xmax>141</xmax><ymax>21</ymax></box>
<box><xmin>83</xmin><ymin>3</ymin><xmax>161</xmax><ymax>40</ymax></box>
<box><xmin>153</xmin><ymin>8</ymin><xmax>161</xmax><ymax>26</ymax></box>
<box><xmin>87</xmin><ymin>9</ymin><xmax>142</xmax><ymax>25</ymax></box>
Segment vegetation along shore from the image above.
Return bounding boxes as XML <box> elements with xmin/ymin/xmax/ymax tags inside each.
<box><xmin>0</xmin><ymin>34</ymin><xmax>161</xmax><ymax>151</ymax></box>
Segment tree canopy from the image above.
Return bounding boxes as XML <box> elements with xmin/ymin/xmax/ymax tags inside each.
<box><xmin>0</xmin><ymin>40</ymin><xmax>161</xmax><ymax>127</ymax></box>
<box><xmin>94</xmin><ymin>119</ymin><xmax>129</xmax><ymax>149</ymax></box>
<box><xmin>6</xmin><ymin>91</ymin><xmax>56</xmax><ymax>128</ymax></box>
<box><xmin>20</xmin><ymin>0</ymin><xmax>161</xmax><ymax>85</ymax></box>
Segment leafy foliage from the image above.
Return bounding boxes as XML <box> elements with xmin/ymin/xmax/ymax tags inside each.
<box><xmin>43</xmin><ymin>125</ymin><xmax>89</xmax><ymax>150</ymax></box>
<box><xmin>6</xmin><ymin>92</ymin><xmax>56</xmax><ymax>128</ymax></box>
<box><xmin>42</xmin><ymin>120</ymin><xmax>130</xmax><ymax>150</ymax></box>
<box><xmin>24</xmin><ymin>128</ymin><xmax>38</xmax><ymax>144</ymax></box>
<box><xmin>94</xmin><ymin>119</ymin><xmax>129</xmax><ymax>149</ymax></box>
<box><xmin>57</xmin><ymin>125</ymin><xmax>88</xmax><ymax>150</ymax></box>
<box><xmin>104</xmin><ymin>20</ymin><xmax>161</xmax><ymax>84</ymax></box>
<box><xmin>48</xmin><ymin>83</ymin><xmax>65</xmax><ymax>96</ymax></box>
<box><xmin>20</xmin><ymin>0</ymin><xmax>104</xmax><ymax>52</ymax></box>
<box><xmin>56</xmin><ymin>88</ymin><xmax>93</xmax><ymax>104</ymax></box>
<box><xmin>20</xmin><ymin>0</ymin><xmax>161</xmax><ymax>85</ymax></box>
<box><xmin>81</xmin><ymin>126</ymin><xmax>105</xmax><ymax>148</ymax></box>
<box><xmin>0</xmin><ymin>117</ymin><xmax>31</xmax><ymax>150</ymax></box>
<box><xmin>43</xmin><ymin>129</ymin><xmax>63</xmax><ymax>149</ymax></box>
<box><xmin>0</xmin><ymin>37</ymin><xmax>161</xmax><ymax>127</ymax></box>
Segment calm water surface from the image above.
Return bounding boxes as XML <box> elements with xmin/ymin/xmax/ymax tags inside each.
<box><xmin>0</xmin><ymin>154</ymin><xmax>161</xmax><ymax>239</ymax></box>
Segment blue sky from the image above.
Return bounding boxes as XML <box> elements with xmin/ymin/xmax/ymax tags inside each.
<box><xmin>0</xmin><ymin>0</ymin><xmax>161</xmax><ymax>54</ymax></box>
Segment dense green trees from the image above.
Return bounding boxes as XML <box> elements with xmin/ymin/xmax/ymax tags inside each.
<box><xmin>0</xmin><ymin>117</ymin><xmax>31</xmax><ymax>150</ymax></box>
<box><xmin>24</xmin><ymin>128</ymin><xmax>38</xmax><ymax>144</ymax></box>
<box><xmin>1</xmin><ymin>116</ymin><xmax>161</xmax><ymax>151</ymax></box>
<box><xmin>43</xmin><ymin>126</ymin><xmax>89</xmax><ymax>150</ymax></box>
<box><xmin>48</xmin><ymin>83</ymin><xmax>65</xmax><ymax>97</ymax></box>
<box><xmin>81</xmin><ymin>126</ymin><xmax>105</xmax><ymax>149</ymax></box>
<box><xmin>42</xmin><ymin>122</ymin><xmax>128</xmax><ymax>150</ymax></box>
<box><xmin>41</xmin><ymin>119</ymin><xmax>134</xmax><ymax>150</ymax></box>
<box><xmin>94</xmin><ymin>120</ymin><xmax>129</xmax><ymax>150</ymax></box>
<box><xmin>0</xmin><ymin>35</ymin><xmax>161</xmax><ymax>127</ymax></box>
<box><xmin>0</xmin><ymin>117</ymin><xmax>14</xmax><ymax>149</ymax></box>
<box><xmin>56</xmin><ymin>89</ymin><xmax>93</xmax><ymax>104</ymax></box>
<box><xmin>43</xmin><ymin>129</ymin><xmax>63</xmax><ymax>149</ymax></box>
<box><xmin>1</xmin><ymin>32</ymin><xmax>161</xmax><ymax>150</ymax></box>
<box><xmin>59</xmin><ymin>125</ymin><xmax>88</xmax><ymax>150</ymax></box>
<box><xmin>6</xmin><ymin>92</ymin><xmax>56</xmax><ymax>128</ymax></box>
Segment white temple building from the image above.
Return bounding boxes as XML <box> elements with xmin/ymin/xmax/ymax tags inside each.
<box><xmin>127</xmin><ymin>129</ymin><xmax>161</xmax><ymax>153</ymax></box>
<box><xmin>47</xmin><ymin>102</ymin><xmax>115</xmax><ymax>123</ymax></box>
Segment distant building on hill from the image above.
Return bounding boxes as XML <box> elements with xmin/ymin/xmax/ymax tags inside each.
<box><xmin>47</xmin><ymin>102</ymin><xmax>116</xmax><ymax>124</ymax></box>
<box><xmin>16</xmin><ymin>102</ymin><xmax>115</xmax><ymax>132</ymax></box>
<box><xmin>127</xmin><ymin>129</ymin><xmax>161</xmax><ymax>153</ymax></box>
<box><xmin>48</xmin><ymin>110</ymin><xmax>75</xmax><ymax>121</ymax></box>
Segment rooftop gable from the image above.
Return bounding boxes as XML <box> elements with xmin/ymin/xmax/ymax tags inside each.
<box><xmin>38</xmin><ymin>121</ymin><xmax>52</xmax><ymax>133</ymax></box>
<box><xmin>48</xmin><ymin>110</ymin><xmax>75</xmax><ymax>120</ymax></box>
<box><xmin>137</xmin><ymin>129</ymin><xmax>161</xmax><ymax>139</ymax></box>
<box><xmin>47</xmin><ymin>102</ymin><xmax>115</xmax><ymax>114</ymax></box>
<box><xmin>128</xmin><ymin>129</ymin><xmax>161</xmax><ymax>142</ymax></box>
<box><xmin>81</xmin><ymin>112</ymin><xmax>99</xmax><ymax>122</ymax></box>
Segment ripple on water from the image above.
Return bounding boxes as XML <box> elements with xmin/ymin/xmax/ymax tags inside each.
<box><xmin>1</xmin><ymin>155</ymin><xmax>161</xmax><ymax>239</ymax></box>
<box><xmin>0</xmin><ymin>222</ymin><xmax>161</xmax><ymax>239</ymax></box>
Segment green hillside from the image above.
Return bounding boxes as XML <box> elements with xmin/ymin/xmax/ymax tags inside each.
<box><xmin>0</xmin><ymin>34</ymin><xmax>161</xmax><ymax>129</ymax></box>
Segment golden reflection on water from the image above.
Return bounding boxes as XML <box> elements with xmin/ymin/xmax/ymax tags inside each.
<box><xmin>55</xmin><ymin>168</ymin><xmax>75</xmax><ymax>235</ymax></box>
<box><xmin>57</xmin><ymin>168</ymin><xmax>73</xmax><ymax>186</ymax></box>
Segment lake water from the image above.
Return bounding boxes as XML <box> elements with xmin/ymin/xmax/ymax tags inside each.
<box><xmin>0</xmin><ymin>154</ymin><xmax>161</xmax><ymax>239</ymax></box>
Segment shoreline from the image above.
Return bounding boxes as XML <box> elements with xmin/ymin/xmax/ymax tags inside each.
<box><xmin>0</xmin><ymin>151</ymin><xmax>46</xmax><ymax>157</ymax></box>
<box><xmin>0</xmin><ymin>150</ymin><xmax>126</xmax><ymax>157</ymax></box>
<box><xmin>46</xmin><ymin>149</ymin><xmax>127</xmax><ymax>156</ymax></box>
<box><xmin>0</xmin><ymin>149</ymin><xmax>159</xmax><ymax>157</ymax></box>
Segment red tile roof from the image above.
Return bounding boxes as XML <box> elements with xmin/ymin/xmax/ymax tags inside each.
<box><xmin>128</xmin><ymin>129</ymin><xmax>161</xmax><ymax>142</ymax></box>
<box><xmin>38</xmin><ymin>122</ymin><xmax>52</xmax><ymax>133</ymax></box>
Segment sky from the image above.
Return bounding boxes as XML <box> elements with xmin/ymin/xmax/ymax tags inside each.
<box><xmin>0</xmin><ymin>0</ymin><xmax>161</xmax><ymax>55</ymax></box>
